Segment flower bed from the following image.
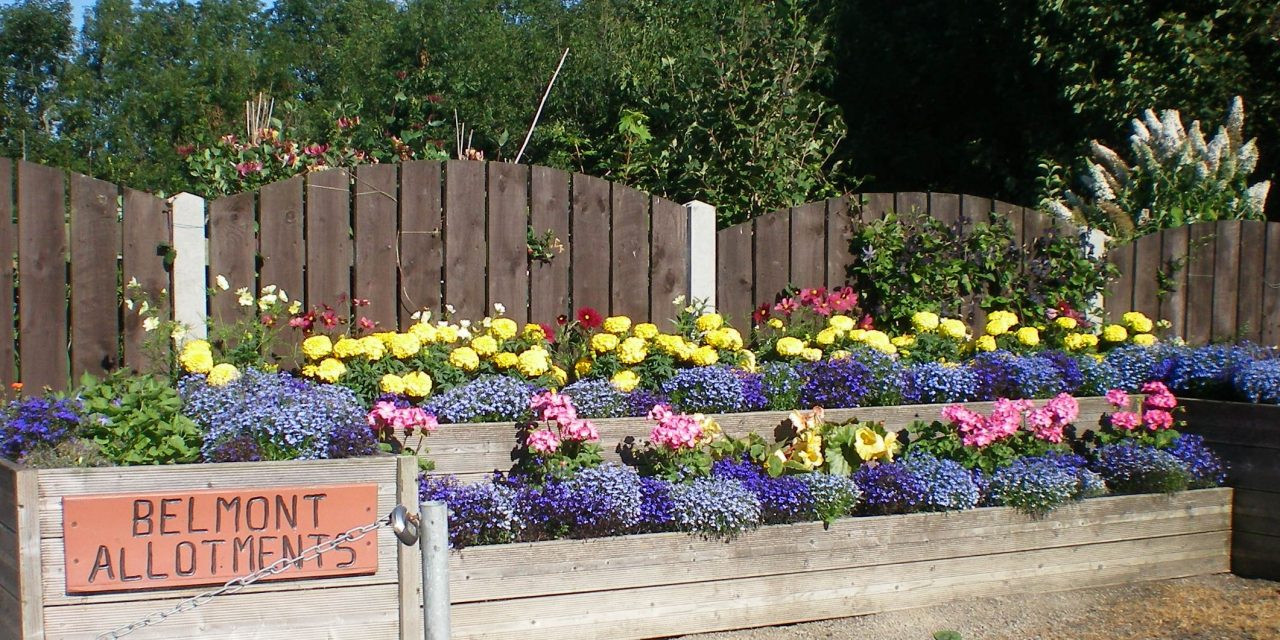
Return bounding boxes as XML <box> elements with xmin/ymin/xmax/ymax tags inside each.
<box><xmin>443</xmin><ymin>489</ymin><xmax>1231</xmax><ymax>640</ymax></box>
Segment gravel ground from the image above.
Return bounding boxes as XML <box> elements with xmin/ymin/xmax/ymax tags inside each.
<box><xmin>678</xmin><ymin>573</ymin><xmax>1280</xmax><ymax>640</ymax></box>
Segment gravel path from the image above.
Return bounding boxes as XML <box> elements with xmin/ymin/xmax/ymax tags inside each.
<box><xmin>678</xmin><ymin>573</ymin><xmax>1280</xmax><ymax>640</ymax></box>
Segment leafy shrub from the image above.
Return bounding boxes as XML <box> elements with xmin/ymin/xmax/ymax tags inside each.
<box><xmin>77</xmin><ymin>372</ymin><xmax>201</xmax><ymax>465</ymax></box>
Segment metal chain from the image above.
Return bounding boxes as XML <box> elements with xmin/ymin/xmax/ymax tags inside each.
<box><xmin>96</xmin><ymin>514</ymin><xmax>392</xmax><ymax>640</ymax></box>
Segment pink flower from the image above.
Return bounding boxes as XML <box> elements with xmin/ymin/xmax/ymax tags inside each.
<box><xmin>526</xmin><ymin>428</ymin><xmax>560</xmax><ymax>454</ymax></box>
<box><xmin>828</xmin><ymin>286</ymin><xmax>859</xmax><ymax>312</ymax></box>
<box><xmin>1142</xmin><ymin>391</ymin><xmax>1177</xmax><ymax>411</ymax></box>
<box><xmin>531</xmin><ymin>391</ymin><xmax>577</xmax><ymax>426</ymax></box>
<box><xmin>647</xmin><ymin>403</ymin><xmax>674</xmax><ymax>424</ymax></box>
<box><xmin>561</xmin><ymin>419</ymin><xmax>599</xmax><ymax>443</ymax></box>
<box><xmin>773</xmin><ymin>297</ymin><xmax>799</xmax><ymax>316</ymax></box>
<box><xmin>337</xmin><ymin>116</ymin><xmax>360</xmax><ymax>129</ymax></box>
<box><xmin>1045</xmin><ymin>393</ymin><xmax>1079</xmax><ymax>424</ymax></box>
<box><xmin>1025</xmin><ymin>407</ymin><xmax>1063</xmax><ymax>443</ymax></box>
<box><xmin>1143</xmin><ymin>409</ymin><xmax>1174</xmax><ymax>431</ymax></box>
<box><xmin>303</xmin><ymin>143</ymin><xmax>330</xmax><ymax>157</ymax></box>
<box><xmin>236</xmin><ymin>160</ymin><xmax>263</xmax><ymax>177</ymax></box>
<box><xmin>1104</xmin><ymin>389</ymin><xmax>1130</xmax><ymax>409</ymax></box>
<box><xmin>394</xmin><ymin>407</ymin><xmax>438</xmax><ymax>435</ymax></box>
<box><xmin>798</xmin><ymin>287</ymin><xmax>827</xmax><ymax>306</ymax></box>
<box><xmin>1109</xmin><ymin>411</ymin><xmax>1142</xmax><ymax>431</ymax></box>
<box><xmin>989</xmin><ymin>398</ymin><xmax>1031</xmax><ymax>440</ymax></box>
<box><xmin>1140</xmin><ymin>381</ymin><xmax>1170</xmax><ymax>395</ymax></box>
<box><xmin>367</xmin><ymin>400</ymin><xmax>399</xmax><ymax>431</ymax></box>
<box><xmin>649</xmin><ymin>412</ymin><xmax>702</xmax><ymax>451</ymax></box>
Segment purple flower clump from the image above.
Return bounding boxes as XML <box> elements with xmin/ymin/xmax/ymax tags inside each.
<box><xmin>661</xmin><ymin>365</ymin><xmax>763</xmax><ymax>414</ymax></box>
<box><xmin>798</xmin><ymin>358</ymin><xmax>870</xmax><ymax>408</ymax></box>
<box><xmin>638</xmin><ymin>476</ymin><xmax>676</xmax><ymax>531</ymax></box>
<box><xmin>712</xmin><ymin>457</ymin><xmax>815</xmax><ymax>524</ymax></box>
<box><xmin>900</xmin><ymin>362</ymin><xmax>981</xmax><ymax>404</ymax></box>
<box><xmin>0</xmin><ymin>396</ymin><xmax>80</xmax><ymax>461</ymax></box>
<box><xmin>563</xmin><ymin>463</ymin><xmax>643</xmax><ymax>537</ymax></box>
<box><xmin>901</xmin><ymin>452</ymin><xmax>981</xmax><ymax>511</ymax></box>
<box><xmin>1165</xmin><ymin>434</ymin><xmax>1227</xmax><ymax>488</ymax></box>
<box><xmin>419</xmin><ymin>474</ymin><xmax>519</xmax><ymax>548</ymax></box>
<box><xmin>853</xmin><ymin>461</ymin><xmax>928</xmax><ymax>515</ymax></box>
<box><xmin>1091</xmin><ymin>442</ymin><xmax>1191</xmax><ymax>495</ymax></box>
<box><xmin>423</xmin><ymin>374</ymin><xmax>537</xmax><ymax>424</ymax></box>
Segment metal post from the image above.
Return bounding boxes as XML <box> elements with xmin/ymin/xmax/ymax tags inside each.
<box><xmin>422</xmin><ymin>500</ymin><xmax>451</xmax><ymax>640</ymax></box>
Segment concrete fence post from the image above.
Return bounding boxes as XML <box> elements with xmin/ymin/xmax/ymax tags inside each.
<box><xmin>169</xmin><ymin>192</ymin><xmax>207</xmax><ymax>341</ymax></box>
<box><xmin>685</xmin><ymin>200</ymin><xmax>717</xmax><ymax>311</ymax></box>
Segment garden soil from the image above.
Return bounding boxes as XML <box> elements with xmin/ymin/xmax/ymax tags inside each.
<box><xmin>678</xmin><ymin>573</ymin><xmax>1280</xmax><ymax>640</ymax></box>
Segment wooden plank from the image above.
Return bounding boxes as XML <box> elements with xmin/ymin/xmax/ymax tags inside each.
<box><xmin>1021</xmin><ymin>209</ymin><xmax>1051</xmax><ymax>253</ymax></box>
<box><xmin>0</xmin><ymin>586</ymin><xmax>18</xmax><ymax>640</ymax></box>
<box><xmin>753</xmin><ymin>211</ymin><xmax>790</xmax><ymax>307</ymax></box>
<box><xmin>0</xmin><ymin>159</ymin><xmax>14</xmax><ymax>391</ymax></box>
<box><xmin>18</xmin><ymin>468</ymin><xmax>42</xmax><ymax>638</ymax></box>
<box><xmin>1104</xmin><ymin>242</ymin><xmax>1135</xmax><ymax>319</ymax></box>
<box><xmin>69</xmin><ymin>173</ymin><xmax>120</xmax><ymax>379</ymax></box>
<box><xmin>824</xmin><ymin>197</ymin><xmax>855</xmax><ymax>288</ymax></box>
<box><xmin>993</xmin><ymin>200</ymin><xmax>1025</xmax><ymax>250</ymax></box>
<box><xmin>716</xmin><ymin>225</ymin><xmax>753</xmax><ymax>330</ymax></box>
<box><xmin>17</xmin><ymin>162</ymin><xmax>68</xmax><ymax>391</ymax></box>
<box><xmin>259</xmin><ymin>176</ymin><xmax>305</xmax><ymax>315</ymax></box>
<box><xmin>450</xmin><ymin>533</ymin><xmax>1226</xmax><ymax>640</ymax></box>
<box><xmin>1211</xmin><ymin>220</ymin><xmax>1242</xmax><ymax>341</ymax></box>
<box><xmin>399</xmin><ymin>161</ymin><xmax>443</xmax><ymax>325</ymax></box>
<box><xmin>649</xmin><ymin>197</ymin><xmax>688</xmax><ymax>323</ymax></box>
<box><xmin>0</xmin><ymin>460</ymin><xmax>17</xmax><ymax>618</ymax></box>
<box><xmin>208</xmin><ymin>191</ymin><xmax>257</xmax><ymax>325</ymax></box>
<box><xmin>610</xmin><ymin>184</ymin><xmax>649</xmax><ymax>319</ymax></box>
<box><xmin>42</xmin><ymin>584</ymin><xmax>400</xmax><ymax>640</ymax></box>
<box><xmin>528</xmin><ymin>166</ymin><xmax>570</xmax><ymax>325</ymax></box>
<box><xmin>1180</xmin><ymin>399</ymin><xmax>1280</xmax><ymax>449</ymax></box>
<box><xmin>1264</xmin><ymin>224</ymin><xmax>1280</xmax><ymax>346</ymax></box>
<box><xmin>929</xmin><ymin>192</ymin><xmax>960</xmax><ymax>228</ymax></box>
<box><xmin>1159</xmin><ymin>225</ymin><xmax>1190</xmax><ymax>340</ymax></box>
<box><xmin>121</xmin><ymin>188</ymin><xmax>171</xmax><ymax>374</ymax></box>
<box><xmin>1230</xmin><ymin>531</ymin><xmax>1280</xmax><ymax>578</ymax></box>
<box><xmin>1185</xmin><ymin>223</ymin><xmax>1217</xmax><ymax>344</ymax></box>
<box><xmin>570</xmin><ymin>174</ymin><xmax>611</xmax><ymax>318</ymax></box>
<box><xmin>0</xmin><ymin>459</ymin><xmax>17</xmax><ymax>531</ymax></box>
<box><xmin>306</xmin><ymin>168</ymin><xmax>353</xmax><ymax>321</ymax></box>
<box><xmin>1236</xmin><ymin>220</ymin><xmax>1266</xmax><ymax>343</ymax></box>
<box><xmin>1232</xmin><ymin>489</ymin><xmax>1280</xmax><ymax>537</ymax></box>
<box><xmin>486</xmin><ymin>163</ymin><xmax>530</xmax><ymax>323</ymax></box>
<box><xmin>354</xmin><ymin>164</ymin><xmax>400</xmax><ymax>329</ymax></box>
<box><xmin>1131</xmin><ymin>232</ymin><xmax>1162</xmax><ymax>321</ymax></box>
<box><xmin>858</xmin><ymin>193</ymin><xmax>894</xmax><ymax>224</ymax></box>
<box><xmin>788</xmin><ymin>201</ymin><xmax>826</xmax><ymax>289</ymax></box>
<box><xmin>396</xmin><ymin>456</ymin><xmax>424</xmax><ymax>640</ymax></box>
<box><xmin>895</xmin><ymin>191</ymin><xmax>928</xmax><ymax>217</ymax></box>
<box><xmin>959</xmin><ymin>194</ymin><xmax>991</xmax><ymax>234</ymax></box>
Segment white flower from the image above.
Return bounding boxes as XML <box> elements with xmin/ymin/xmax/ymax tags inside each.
<box><xmin>215</xmin><ymin>274</ymin><xmax>229</xmax><ymax>290</ymax></box>
<box><xmin>127</xmin><ymin>277</ymin><xmax>140</xmax><ymax>288</ymax></box>
<box><xmin>258</xmin><ymin>294</ymin><xmax>278</xmax><ymax>310</ymax></box>
<box><xmin>236</xmin><ymin>288</ymin><xmax>254</xmax><ymax>307</ymax></box>
<box><xmin>288</xmin><ymin>300</ymin><xmax>303</xmax><ymax>314</ymax></box>
<box><xmin>124</xmin><ymin>298</ymin><xmax>134</xmax><ymax>311</ymax></box>
<box><xmin>142</xmin><ymin>317</ymin><xmax>159</xmax><ymax>332</ymax></box>
<box><xmin>457</xmin><ymin>327</ymin><xmax>473</xmax><ymax>340</ymax></box>
<box><xmin>138</xmin><ymin>300</ymin><xmax>150</xmax><ymax>316</ymax></box>
<box><xmin>170</xmin><ymin>324</ymin><xmax>187</xmax><ymax>342</ymax></box>
<box><xmin>459</xmin><ymin>319</ymin><xmax>471</xmax><ymax>328</ymax></box>
<box><xmin>481</xmin><ymin>316</ymin><xmax>493</xmax><ymax>328</ymax></box>
<box><xmin>493</xmin><ymin>303</ymin><xmax>506</xmax><ymax>315</ymax></box>
<box><xmin>445</xmin><ymin>304</ymin><xmax>456</xmax><ymax>315</ymax></box>
<box><xmin>278</xmin><ymin>290</ymin><xmax>288</xmax><ymax>303</ymax></box>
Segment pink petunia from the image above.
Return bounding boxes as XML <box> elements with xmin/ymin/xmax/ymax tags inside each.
<box><xmin>1109</xmin><ymin>411</ymin><xmax>1142</xmax><ymax>431</ymax></box>
<box><xmin>561</xmin><ymin>419</ymin><xmax>599</xmax><ymax>443</ymax></box>
<box><xmin>1104</xmin><ymin>389</ymin><xmax>1130</xmax><ymax>409</ymax></box>
<box><xmin>1143</xmin><ymin>409</ymin><xmax>1174</xmax><ymax>431</ymax></box>
<box><xmin>526</xmin><ymin>428</ymin><xmax>561</xmax><ymax>455</ymax></box>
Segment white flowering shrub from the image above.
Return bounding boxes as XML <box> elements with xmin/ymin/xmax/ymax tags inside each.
<box><xmin>1046</xmin><ymin>96</ymin><xmax>1271</xmax><ymax>238</ymax></box>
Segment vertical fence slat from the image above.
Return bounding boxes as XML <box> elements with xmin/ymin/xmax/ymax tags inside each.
<box><xmin>754</xmin><ymin>210</ymin><xmax>790</xmax><ymax>306</ymax></box>
<box><xmin>993</xmin><ymin>200</ymin><xmax>1025</xmax><ymax>250</ymax></box>
<box><xmin>1131</xmin><ymin>233</ymin><xmax>1162</xmax><ymax>322</ymax></box>
<box><xmin>789</xmin><ymin>201</ymin><xmax>826</xmax><ymax>289</ymax></box>
<box><xmin>354</xmin><ymin>164</ymin><xmax>400</xmax><ymax>329</ymax></box>
<box><xmin>443</xmin><ymin>161</ymin><xmax>487</xmax><ymax>320</ymax></box>
<box><xmin>208</xmin><ymin>191</ymin><xmax>257</xmax><ymax>324</ymax></box>
<box><xmin>17</xmin><ymin>163</ymin><xmax>68</xmax><ymax>390</ymax></box>
<box><xmin>259</xmin><ymin>176</ymin><xmax>305</xmax><ymax>313</ymax></box>
<box><xmin>929</xmin><ymin>193</ymin><xmax>960</xmax><ymax>227</ymax></box>
<box><xmin>1021</xmin><ymin>208</ymin><xmax>1049</xmax><ymax>254</ymax></box>
<box><xmin>1264</xmin><ymin>224</ymin><xmax>1280</xmax><ymax>346</ymax></box>
<box><xmin>1159</xmin><ymin>225</ymin><xmax>1190</xmax><ymax>341</ymax></box>
<box><xmin>529</xmin><ymin>166</ymin><xmax>570</xmax><ymax>325</ymax></box>
<box><xmin>895</xmin><ymin>192</ymin><xmax>927</xmax><ymax>217</ymax></box>
<box><xmin>959</xmin><ymin>195</ymin><xmax>993</xmax><ymax>326</ymax></box>
<box><xmin>307</xmin><ymin>168</ymin><xmax>353</xmax><ymax>321</ymax></box>
<box><xmin>859</xmin><ymin>193</ymin><xmax>894</xmax><ymax>224</ymax></box>
<box><xmin>1237</xmin><ymin>220</ymin><xmax>1266</xmax><ymax>344</ymax></box>
<box><xmin>650</xmin><ymin>197</ymin><xmax>688</xmax><ymax>323</ymax></box>
<box><xmin>69</xmin><ymin>174</ymin><xmax>120</xmax><ymax>379</ymax></box>
<box><xmin>1211</xmin><ymin>220</ymin><xmax>1242</xmax><ymax>342</ymax></box>
<box><xmin>1103</xmin><ymin>242</ymin><xmax>1135</xmax><ymax>321</ymax></box>
<box><xmin>0</xmin><ymin>160</ymin><xmax>13</xmax><ymax>390</ymax></box>
<box><xmin>611</xmin><ymin>184</ymin><xmax>649</xmax><ymax>319</ymax></box>
<box><xmin>825</xmin><ymin>197</ymin><xmax>855</xmax><ymax>289</ymax></box>
<box><xmin>571</xmin><ymin>174</ymin><xmax>611</xmax><ymax>317</ymax></box>
<box><xmin>121</xmin><ymin>188</ymin><xmax>171</xmax><ymax>374</ymax></box>
<box><xmin>716</xmin><ymin>225</ymin><xmax>753</xmax><ymax>330</ymax></box>
<box><xmin>487</xmin><ymin>162</ymin><xmax>530</xmax><ymax>323</ymax></box>
<box><xmin>399</xmin><ymin>161</ymin><xmax>443</xmax><ymax>325</ymax></box>
<box><xmin>1185</xmin><ymin>223</ymin><xmax>1217</xmax><ymax>345</ymax></box>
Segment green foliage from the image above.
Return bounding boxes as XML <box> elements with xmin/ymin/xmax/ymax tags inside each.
<box><xmin>20</xmin><ymin>438</ymin><xmax>110</xmax><ymax>469</ymax></box>
<box><xmin>847</xmin><ymin>211</ymin><xmax>1115</xmax><ymax>332</ymax></box>
<box><xmin>934</xmin><ymin>632</ymin><xmax>964</xmax><ymax>640</ymax></box>
<box><xmin>75</xmin><ymin>372</ymin><xmax>202</xmax><ymax>465</ymax></box>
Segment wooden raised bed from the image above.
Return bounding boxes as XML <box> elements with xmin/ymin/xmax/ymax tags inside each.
<box><xmin>1</xmin><ymin>456</ymin><xmax>423</xmax><ymax>640</ymax></box>
<box><xmin>445</xmin><ymin>489</ymin><xmax>1231</xmax><ymax>640</ymax></box>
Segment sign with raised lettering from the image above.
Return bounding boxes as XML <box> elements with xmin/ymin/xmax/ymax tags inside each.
<box><xmin>61</xmin><ymin>484</ymin><xmax>379</xmax><ymax>594</ymax></box>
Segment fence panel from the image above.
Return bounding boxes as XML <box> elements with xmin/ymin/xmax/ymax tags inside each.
<box><xmin>789</xmin><ymin>201</ymin><xmax>826</xmax><ymax>290</ymax></box>
<box><xmin>529</xmin><ymin>166</ymin><xmax>570</xmax><ymax>325</ymax></box>
<box><xmin>1158</xmin><ymin>225</ymin><xmax>1190</xmax><ymax>338</ymax></box>
<box><xmin>354</xmin><ymin>164</ymin><xmax>400</xmax><ymax>328</ymax></box>
<box><xmin>1184</xmin><ymin>224</ymin><xmax>1217</xmax><ymax>344</ymax></box>
<box><xmin>399</xmin><ymin>161</ymin><xmax>443</xmax><ymax>325</ymax></box>
<box><xmin>1265</xmin><ymin>224</ymin><xmax>1280</xmax><ymax>346</ymax></box>
<box><xmin>1103</xmin><ymin>243</ymin><xmax>1135</xmax><ymax>317</ymax></box>
<box><xmin>0</xmin><ymin>160</ymin><xmax>13</xmax><ymax>389</ymax></box>
<box><xmin>1131</xmin><ymin>233</ymin><xmax>1163</xmax><ymax>321</ymax></box>
<box><xmin>753</xmin><ymin>210</ymin><xmax>790</xmax><ymax>307</ymax></box>
<box><xmin>259</xmin><ymin>176</ymin><xmax>305</xmax><ymax>311</ymax></box>
<box><xmin>571</xmin><ymin>174</ymin><xmax>611</xmax><ymax>316</ymax></box>
<box><xmin>487</xmin><ymin>163</ymin><xmax>529</xmax><ymax>322</ymax></box>
<box><xmin>208</xmin><ymin>191</ymin><xmax>256</xmax><ymax>323</ymax></box>
<box><xmin>611</xmin><ymin>184</ymin><xmax>650</xmax><ymax>320</ymax></box>
<box><xmin>120</xmin><ymin>188</ymin><xmax>170</xmax><ymax>373</ymax></box>
<box><xmin>1211</xmin><ymin>221</ymin><xmax>1242</xmax><ymax>342</ymax></box>
<box><xmin>825</xmin><ymin>197</ymin><xmax>855</xmax><ymax>288</ymax></box>
<box><xmin>444</xmin><ymin>161</ymin><xmax>487</xmax><ymax>320</ymax></box>
<box><xmin>69</xmin><ymin>174</ymin><xmax>120</xmax><ymax>379</ymax></box>
<box><xmin>650</xmin><ymin>197</ymin><xmax>688</xmax><ymax>322</ymax></box>
<box><xmin>716</xmin><ymin>225</ymin><xmax>753</xmax><ymax>330</ymax></box>
<box><xmin>307</xmin><ymin>169</ymin><xmax>353</xmax><ymax>322</ymax></box>
<box><xmin>17</xmin><ymin>163</ymin><xmax>67</xmax><ymax>390</ymax></box>
<box><xmin>1237</xmin><ymin>221</ymin><xmax>1266</xmax><ymax>344</ymax></box>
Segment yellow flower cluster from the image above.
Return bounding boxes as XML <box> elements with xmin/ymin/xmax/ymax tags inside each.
<box><xmin>179</xmin><ymin>340</ymin><xmax>215</xmax><ymax>374</ymax></box>
<box><xmin>380</xmin><ymin>371</ymin><xmax>433</xmax><ymax>397</ymax></box>
<box><xmin>1122</xmin><ymin>312</ymin><xmax>1154</xmax><ymax>334</ymax></box>
<box><xmin>1063</xmin><ymin>332</ymin><xmax>1100</xmax><ymax>351</ymax></box>
<box><xmin>1101</xmin><ymin>324</ymin><xmax>1128</xmax><ymax>343</ymax></box>
<box><xmin>908</xmin><ymin>310</ymin><xmax>969</xmax><ymax>341</ymax></box>
<box><xmin>984</xmin><ymin>310</ymin><xmax>1020</xmax><ymax>336</ymax></box>
<box><xmin>206</xmin><ymin>363</ymin><xmax>241</xmax><ymax>387</ymax></box>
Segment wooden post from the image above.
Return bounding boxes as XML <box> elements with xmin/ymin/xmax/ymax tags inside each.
<box><xmin>170</xmin><ymin>192</ymin><xmax>207</xmax><ymax>341</ymax></box>
<box><xmin>397</xmin><ymin>455</ymin><xmax>425</xmax><ymax>640</ymax></box>
<box><xmin>686</xmin><ymin>200</ymin><xmax>717</xmax><ymax>311</ymax></box>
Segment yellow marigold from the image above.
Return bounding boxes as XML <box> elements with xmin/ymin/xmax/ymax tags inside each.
<box><xmin>591</xmin><ymin>332</ymin><xmax>620</xmax><ymax>353</ymax></box>
<box><xmin>206</xmin><ymin>363</ymin><xmax>240</xmax><ymax>387</ymax></box>
<box><xmin>449</xmin><ymin>346</ymin><xmax>480</xmax><ymax>371</ymax></box>
<box><xmin>402</xmin><ymin>371</ymin><xmax>433</xmax><ymax>398</ymax></box>
<box><xmin>692</xmin><ymin>345</ymin><xmax>720</xmax><ymax>366</ymax></box>
<box><xmin>373</xmin><ymin>331</ymin><xmax>398</xmax><ymax>347</ymax></box>
<box><xmin>975</xmin><ymin>335</ymin><xmax>998</xmax><ymax>352</ymax></box>
<box><xmin>633</xmin><ymin>323</ymin><xmax>659</xmax><ymax>340</ymax></box>
<box><xmin>300</xmin><ymin>335</ymin><xmax>333</xmax><ymax>361</ymax></box>
<box><xmin>848</xmin><ymin>329</ymin><xmax>868</xmax><ymax>342</ymax></box>
<box><xmin>602</xmin><ymin>315</ymin><xmax>632</xmax><ymax>334</ymax></box>
<box><xmin>695</xmin><ymin>313</ymin><xmax>723</xmax><ymax>332</ymax></box>
<box><xmin>618</xmin><ymin>336</ymin><xmax>648</xmax><ymax>364</ymax></box>
<box><xmin>911</xmin><ymin>311</ymin><xmax>940</xmax><ymax>333</ymax></box>
<box><xmin>654</xmin><ymin>334</ymin><xmax>682</xmax><ymax>355</ymax></box>
<box><xmin>522</xmin><ymin>323</ymin><xmax>546</xmax><ymax>341</ymax></box>
<box><xmin>989</xmin><ymin>310</ymin><xmax>1020</xmax><ymax>326</ymax></box>
<box><xmin>939</xmin><ymin>318</ymin><xmax>967</xmax><ymax>340</ymax></box>
<box><xmin>1132</xmin><ymin>333</ymin><xmax>1157</xmax><ymax>347</ymax></box>
<box><xmin>551</xmin><ymin>366</ymin><xmax>568</xmax><ymax>387</ymax></box>
<box><xmin>766</xmin><ymin>318</ymin><xmax>785</xmax><ymax>330</ymax></box>
<box><xmin>380</xmin><ymin>374</ymin><xmax>406</xmax><ymax>395</ymax></box>
<box><xmin>675</xmin><ymin>340</ymin><xmax>698</xmax><ymax>361</ymax></box>
<box><xmin>1101</xmin><ymin>324</ymin><xmax>1128</xmax><ymax>343</ymax></box>
<box><xmin>1064</xmin><ymin>332</ymin><xmax>1099</xmax><ymax>351</ymax></box>
<box><xmin>471</xmin><ymin>335</ymin><xmax>499</xmax><ymax>357</ymax></box>
<box><xmin>1054</xmin><ymin>316</ymin><xmax>1079</xmax><ymax>330</ymax></box>
<box><xmin>390</xmin><ymin>333</ymin><xmax>422</xmax><ymax>359</ymax></box>
<box><xmin>490</xmin><ymin>318</ymin><xmax>518</xmax><ymax>340</ymax></box>
<box><xmin>301</xmin><ymin>364</ymin><xmax>318</xmax><ymax>378</ymax></box>
<box><xmin>316</xmin><ymin>357</ymin><xmax>347</xmax><ymax>383</ymax></box>
<box><xmin>740</xmin><ymin>350</ymin><xmax>758</xmax><ymax>372</ymax></box>
<box><xmin>493</xmin><ymin>352</ymin><xmax>519</xmax><ymax>369</ymax></box>
<box><xmin>575</xmin><ymin>358</ymin><xmax>593</xmax><ymax>378</ymax></box>
<box><xmin>829</xmin><ymin>315</ymin><xmax>856</xmax><ymax>332</ymax></box>
<box><xmin>831</xmin><ymin>349</ymin><xmax>852</xmax><ymax>360</ymax></box>
<box><xmin>985</xmin><ymin>318</ymin><xmax>1013</xmax><ymax>337</ymax></box>
<box><xmin>410</xmin><ymin>322</ymin><xmax>439</xmax><ymax>343</ymax></box>
<box><xmin>800</xmin><ymin>347</ymin><xmax>823</xmax><ymax>362</ymax></box>
<box><xmin>891</xmin><ymin>334</ymin><xmax>916</xmax><ymax>348</ymax></box>
<box><xmin>332</xmin><ymin>337</ymin><xmax>364</xmax><ymax>359</ymax></box>
<box><xmin>776</xmin><ymin>336</ymin><xmax>806</xmax><ymax>357</ymax></box>
<box><xmin>815</xmin><ymin>327</ymin><xmax>839</xmax><ymax>346</ymax></box>
<box><xmin>359</xmin><ymin>336</ymin><xmax>387</xmax><ymax>360</ymax></box>
<box><xmin>436</xmin><ymin>324</ymin><xmax>460</xmax><ymax>344</ymax></box>
<box><xmin>1015</xmin><ymin>326</ymin><xmax>1040</xmax><ymax>346</ymax></box>
<box><xmin>1122</xmin><ymin>312</ymin><xmax>1154</xmax><ymax>334</ymax></box>
<box><xmin>610</xmin><ymin>369</ymin><xmax>640</xmax><ymax>392</ymax></box>
<box><xmin>517</xmin><ymin>348</ymin><xmax>551</xmax><ymax>377</ymax></box>
<box><xmin>179</xmin><ymin>341</ymin><xmax>214</xmax><ymax>374</ymax></box>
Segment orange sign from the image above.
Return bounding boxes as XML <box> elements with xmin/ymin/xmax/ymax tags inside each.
<box><xmin>62</xmin><ymin>484</ymin><xmax>379</xmax><ymax>594</ymax></box>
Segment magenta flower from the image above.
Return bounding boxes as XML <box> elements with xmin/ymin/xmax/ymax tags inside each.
<box><xmin>526</xmin><ymin>428</ymin><xmax>560</xmax><ymax>454</ymax></box>
<box><xmin>1143</xmin><ymin>409</ymin><xmax>1174</xmax><ymax>431</ymax></box>
<box><xmin>236</xmin><ymin>160</ymin><xmax>263</xmax><ymax>177</ymax></box>
<box><xmin>1110</xmin><ymin>411</ymin><xmax>1142</xmax><ymax>431</ymax></box>
<box><xmin>1105</xmin><ymin>389</ymin><xmax>1130</xmax><ymax>409</ymax></box>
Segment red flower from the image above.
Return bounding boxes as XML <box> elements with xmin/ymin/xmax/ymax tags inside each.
<box><xmin>174</xmin><ymin>144</ymin><xmax>195</xmax><ymax>157</ymax></box>
<box><xmin>539</xmin><ymin>323</ymin><xmax>556</xmax><ymax>344</ymax></box>
<box><xmin>260</xmin><ymin>313</ymin><xmax>276</xmax><ymax>327</ymax></box>
<box><xmin>773</xmin><ymin>297</ymin><xmax>798</xmax><ymax>316</ymax></box>
<box><xmin>320</xmin><ymin>309</ymin><xmax>339</xmax><ymax>328</ymax></box>
<box><xmin>576</xmin><ymin>307</ymin><xmax>602</xmax><ymax>329</ymax></box>
<box><xmin>828</xmin><ymin>286</ymin><xmax>859</xmax><ymax>312</ymax></box>
<box><xmin>236</xmin><ymin>160</ymin><xmax>263</xmax><ymax>177</ymax></box>
<box><xmin>798</xmin><ymin>287</ymin><xmax>827</xmax><ymax>306</ymax></box>
<box><xmin>811</xmin><ymin>299</ymin><xmax>833</xmax><ymax>317</ymax></box>
<box><xmin>859</xmin><ymin>314</ymin><xmax>875</xmax><ymax>330</ymax></box>
<box><xmin>303</xmin><ymin>143</ymin><xmax>329</xmax><ymax>157</ymax></box>
<box><xmin>289</xmin><ymin>315</ymin><xmax>311</xmax><ymax>330</ymax></box>
<box><xmin>556</xmin><ymin>314</ymin><xmax>569</xmax><ymax>326</ymax></box>
<box><xmin>357</xmin><ymin>316</ymin><xmax>376</xmax><ymax>331</ymax></box>
<box><xmin>751</xmin><ymin>303</ymin><xmax>771</xmax><ymax>326</ymax></box>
